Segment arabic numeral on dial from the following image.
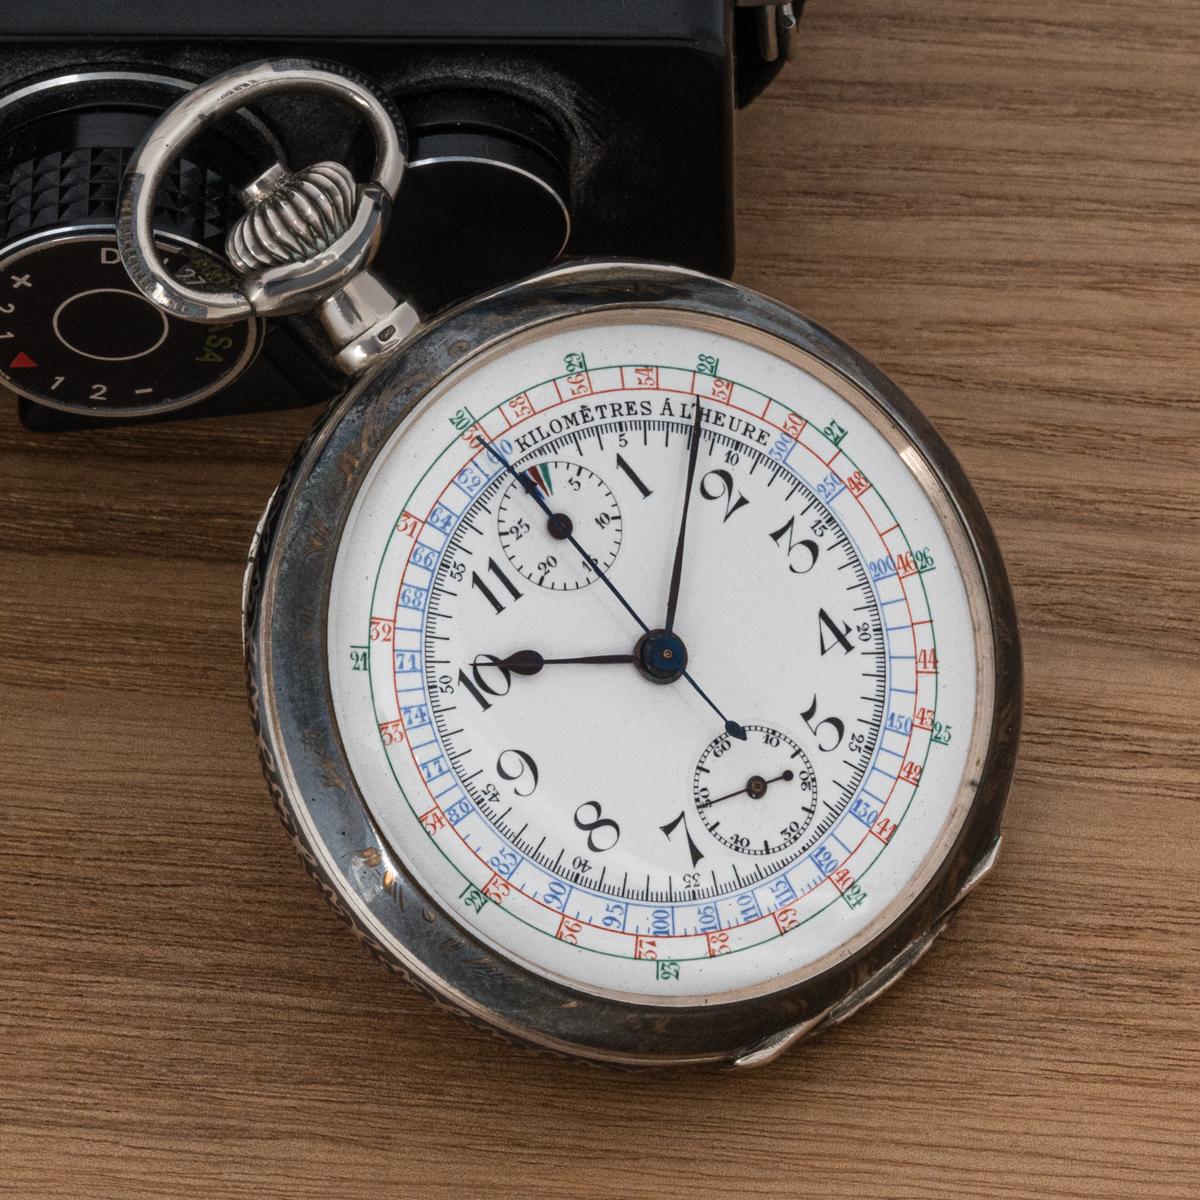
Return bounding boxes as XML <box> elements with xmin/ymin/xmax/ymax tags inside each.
<box><xmin>504</xmin><ymin>516</ymin><xmax>531</xmax><ymax>541</ymax></box>
<box><xmin>455</xmin><ymin>464</ymin><xmax>485</xmax><ymax>496</ymax></box>
<box><xmin>489</xmin><ymin>847</ymin><xmax>520</xmax><ymax>877</ymax></box>
<box><xmin>458</xmin><ymin>655</ymin><xmax>512</xmax><ymax>711</ymax></box>
<box><xmin>660</xmin><ymin>810</ymin><xmax>704</xmax><ymax>867</ymax></box>
<box><xmin>822</xmin><ymin>418</ymin><xmax>848</xmax><ymax>446</ymax></box>
<box><xmin>813</xmin><ymin>846</ymin><xmax>839</xmax><ymax>876</ymax></box>
<box><xmin>817</xmin><ymin>607</ymin><xmax>855</xmax><ymax>656</ymax></box>
<box><xmin>801</xmin><ymin>694</ymin><xmax>845</xmax><ymax>751</ymax></box>
<box><xmin>470</xmin><ymin>556</ymin><xmax>522</xmax><ymax>615</ymax></box>
<box><xmin>768</xmin><ymin>515</ymin><xmax>819</xmax><ymax>574</ymax></box>
<box><xmin>816</xmin><ymin>472</ymin><xmax>843</xmax><ymax>502</ymax></box>
<box><xmin>573</xmin><ymin>801</ymin><xmax>620</xmax><ymax>852</ymax></box>
<box><xmin>496</xmin><ymin>748</ymin><xmax>538</xmax><ymax>797</ymax></box>
<box><xmin>869</xmin><ymin>555</ymin><xmax>897</xmax><ymax>581</ymax></box>
<box><xmin>699</xmin><ymin>469</ymin><xmax>749</xmax><ymax>523</ymax></box>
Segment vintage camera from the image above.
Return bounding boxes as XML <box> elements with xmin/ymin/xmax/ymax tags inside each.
<box><xmin>0</xmin><ymin>1</ymin><xmax>801</xmax><ymax>430</ymax></box>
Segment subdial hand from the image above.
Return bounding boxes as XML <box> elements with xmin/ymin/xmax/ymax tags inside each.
<box><xmin>482</xmin><ymin>649</ymin><xmax>635</xmax><ymax>676</ymax></box>
<box><xmin>696</xmin><ymin>770</ymin><xmax>795</xmax><ymax>809</ymax></box>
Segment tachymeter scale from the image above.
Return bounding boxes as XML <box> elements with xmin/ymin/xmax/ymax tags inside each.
<box><xmin>0</xmin><ymin>230</ymin><xmax>259</xmax><ymax>414</ymax></box>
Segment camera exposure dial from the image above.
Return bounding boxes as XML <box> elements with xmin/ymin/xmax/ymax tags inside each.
<box><xmin>0</xmin><ymin>232</ymin><xmax>258</xmax><ymax>415</ymax></box>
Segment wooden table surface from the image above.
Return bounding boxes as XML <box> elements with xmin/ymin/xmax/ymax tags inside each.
<box><xmin>3</xmin><ymin>3</ymin><xmax>1198</xmax><ymax>1196</ymax></box>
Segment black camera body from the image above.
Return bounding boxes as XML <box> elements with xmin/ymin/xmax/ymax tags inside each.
<box><xmin>0</xmin><ymin>1</ymin><xmax>800</xmax><ymax>429</ymax></box>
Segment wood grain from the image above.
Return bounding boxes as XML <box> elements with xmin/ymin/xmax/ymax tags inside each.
<box><xmin>2</xmin><ymin>3</ymin><xmax>1197</xmax><ymax>1196</ymax></box>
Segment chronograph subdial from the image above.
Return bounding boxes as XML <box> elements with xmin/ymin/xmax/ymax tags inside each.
<box><xmin>496</xmin><ymin>459</ymin><xmax>622</xmax><ymax>589</ymax></box>
<box><xmin>693</xmin><ymin>725</ymin><xmax>818</xmax><ymax>856</ymax></box>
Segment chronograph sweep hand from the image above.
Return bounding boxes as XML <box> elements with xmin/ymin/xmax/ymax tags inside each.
<box><xmin>475</xmin><ymin>433</ymin><xmax>747</xmax><ymax>739</ymax></box>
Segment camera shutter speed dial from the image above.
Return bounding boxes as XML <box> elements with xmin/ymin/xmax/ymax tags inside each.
<box><xmin>0</xmin><ymin>105</ymin><xmax>261</xmax><ymax>416</ymax></box>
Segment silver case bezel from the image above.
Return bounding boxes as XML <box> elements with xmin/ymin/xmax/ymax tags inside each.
<box><xmin>244</xmin><ymin>260</ymin><xmax>1022</xmax><ymax>1067</ymax></box>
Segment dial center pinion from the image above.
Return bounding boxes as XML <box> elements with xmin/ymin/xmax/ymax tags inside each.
<box><xmin>635</xmin><ymin>628</ymin><xmax>689</xmax><ymax>684</ymax></box>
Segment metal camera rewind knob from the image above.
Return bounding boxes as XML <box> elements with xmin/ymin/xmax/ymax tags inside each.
<box><xmin>117</xmin><ymin>59</ymin><xmax>421</xmax><ymax>375</ymax></box>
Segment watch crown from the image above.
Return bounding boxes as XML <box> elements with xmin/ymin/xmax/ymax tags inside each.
<box><xmin>226</xmin><ymin>160</ymin><xmax>357</xmax><ymax>273</ymax></box>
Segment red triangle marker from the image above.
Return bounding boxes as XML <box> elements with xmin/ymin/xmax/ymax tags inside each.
<box><xmin>9</xmin><ymin>351</ymin><xmax>36</xmax><ymax>368</ymax></box>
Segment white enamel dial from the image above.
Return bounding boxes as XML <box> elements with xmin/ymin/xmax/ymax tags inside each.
<box><xmin>326</xmin><ymin>312</ymin><xmax>993</xmax><ymax>1004</ymax></box>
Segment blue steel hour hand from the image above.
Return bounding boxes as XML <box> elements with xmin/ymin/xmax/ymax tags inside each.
<box><xmin>475</xmin><ymin>433</ymin><xmax>747</xmax><ymax>740</ymax></box>
<box><xmin>486</xmin><ymin>649</ymin><xmax>634</xmax><ymax>676</ymax></box>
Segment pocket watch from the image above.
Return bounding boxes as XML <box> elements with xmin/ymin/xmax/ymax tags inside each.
<box><xmin>117</xmin><ymin>61</ymin><xmax>1021</xmax><ymax>1067</ymax></box>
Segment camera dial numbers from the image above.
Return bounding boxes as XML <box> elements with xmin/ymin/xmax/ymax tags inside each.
<box><xmin>0</xmin><ymin>231</ymin><xmax>259</xmax><ymax>415</ymax></box>
<box><xmin>496</xmin><ymin>459</ymin><xmax>622</xmax><ymax>589</ymax></box>
<box><xmin>693</xmin><ymin>725</ymin><xmax>818</xmax><ymax>856</ymax></box>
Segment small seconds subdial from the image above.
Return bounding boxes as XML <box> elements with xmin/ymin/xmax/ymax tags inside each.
<box><xmin>694</xmin><ymin>725</ymin><xmax>818</xmax><ymax>856</ymax></box>
<box><xmin>496</xmin><ymin>459</ymin><xmax>622</xmax><ymax>589</ymax></box>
